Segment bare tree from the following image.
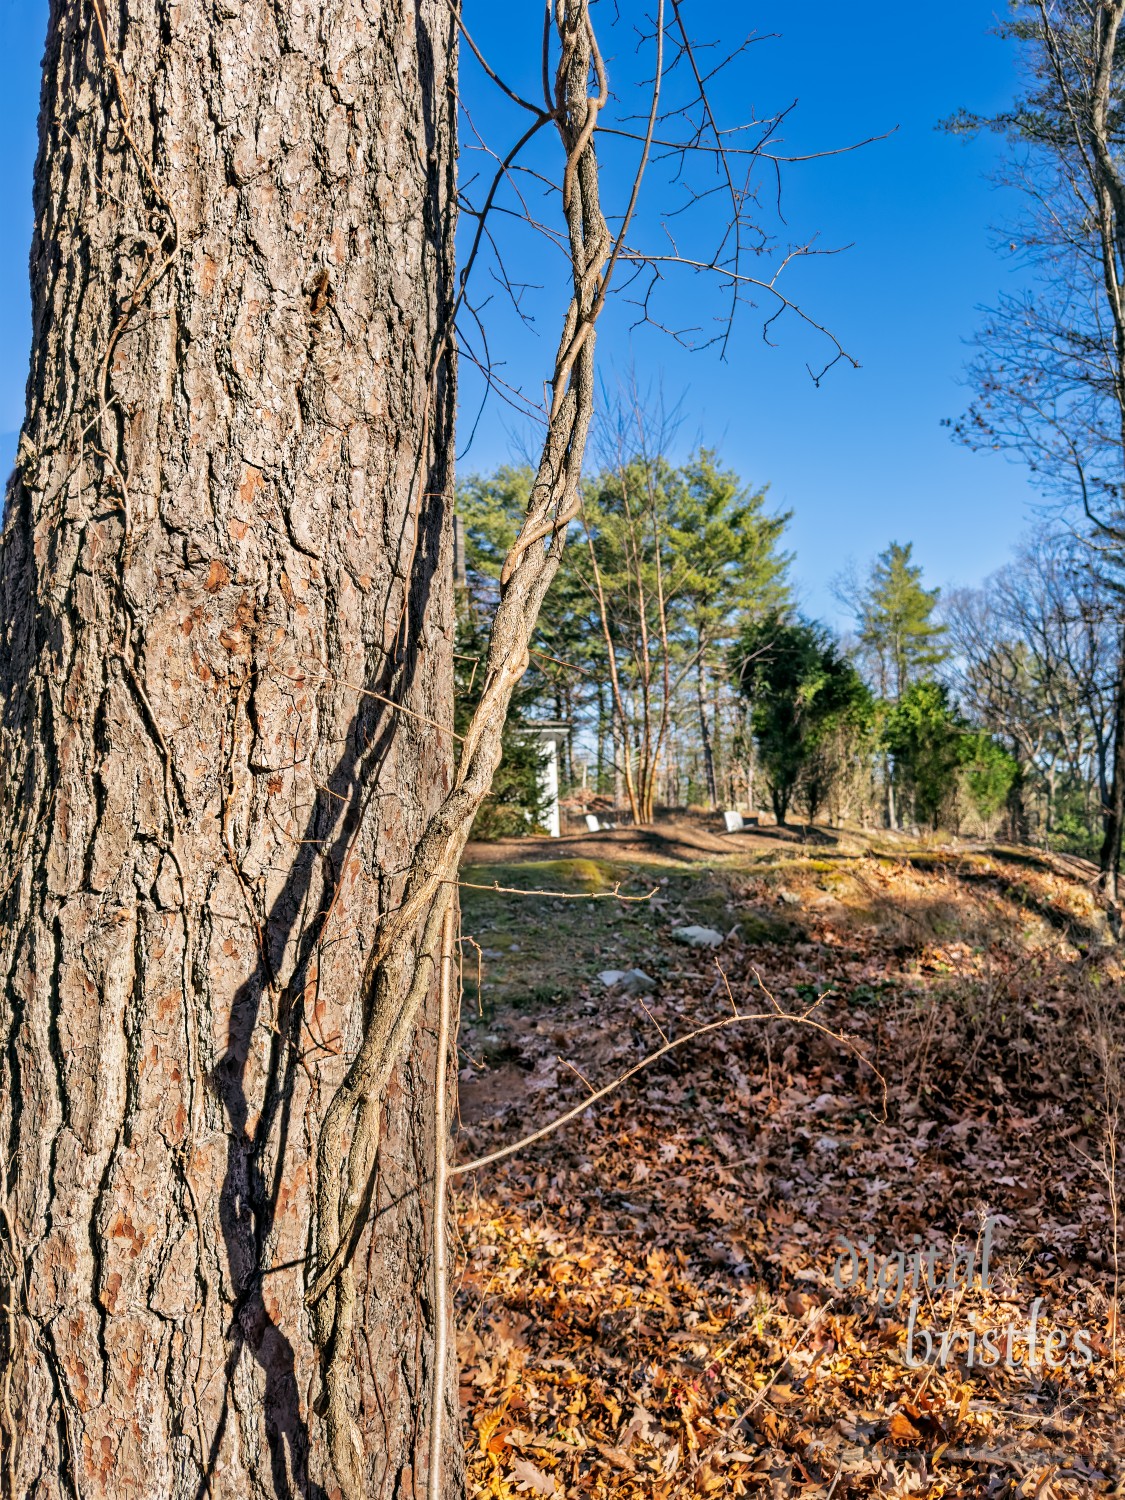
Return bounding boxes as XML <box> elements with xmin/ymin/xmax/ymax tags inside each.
<box><xmin>949</xmin><ymin>0</ymin><xmax>1125</xmax><ymax>891</ymax></box>
<box><xmin>945</xmin><ymin>532</ymin><xmax>1117</xmax><ymax>842</ymax></box>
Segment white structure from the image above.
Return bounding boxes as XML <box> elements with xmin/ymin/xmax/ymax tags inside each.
<box><xmin>722</xmin><ymin>809</ymin><xmax>758</xmax><ymax>831</ymax></box>
<box><xmin>584</xmin><ymin>812</ymin><xmax>617</xmax><ymax>833</ymax></box>
<box><xmin>521</xmin><ymin>721</ymin><xmax>570</xmax><ymax>837</ymax></box>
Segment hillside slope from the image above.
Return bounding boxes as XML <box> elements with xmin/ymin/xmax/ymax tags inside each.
<box><xmin>454</xmin><ymin>840</ymin><xmax>1124</xmax><ymax>1497</ymax></box>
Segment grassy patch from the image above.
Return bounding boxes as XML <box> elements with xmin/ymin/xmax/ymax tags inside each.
<box><xmin>459</xmin><ymin>856</ymin><xmax>661</xmax><ymax>1013</ymax></box>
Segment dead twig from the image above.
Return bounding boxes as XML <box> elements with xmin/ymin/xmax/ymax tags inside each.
<box><xmin>452</xmin><ymin>985</ymin><xmax>881</xmax><ymax>1178</ymax></box>
<box><xmin>456</xmin><ymin>877</ymin><xmax>655</xmax><ymax>901</ymax></box>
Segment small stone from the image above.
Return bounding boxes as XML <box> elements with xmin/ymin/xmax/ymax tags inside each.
<box><xmin>619</xmin><ymin>968</ymin><xmax>655</xmax><ymax>994</ymax></box>
<box><xmin>671</xmin><ymin>924</ymin><xmax>724</xmax><ymax>948</ymax></box>
<box><xmin>598</xmin><ymin>968</ymin><xmax>655</xmax><ymax>994</ymax></box>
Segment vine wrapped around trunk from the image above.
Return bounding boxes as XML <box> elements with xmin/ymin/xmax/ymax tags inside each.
<box><xmin>0</xmin><ymin>0</ymin><xmax>460</xmax><ymax>1494</ymax></box>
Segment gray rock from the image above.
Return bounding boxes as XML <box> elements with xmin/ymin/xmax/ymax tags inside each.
<box><xmin>671</xmin><ymin>924</ymin><xmax>724</xmax><ymax>949</ymax></box>
<box><xmin>598</xmin><ymin>967</ymin><xmax>656</xmax><ymax>994</ymax></box>
<box><xmin>620</xmin><ymin>968</ymin><xmax>656</xmax><ymax>994</ymax></box>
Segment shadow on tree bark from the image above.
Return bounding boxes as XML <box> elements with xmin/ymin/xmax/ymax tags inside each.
<box><xmin>207</xmin><ymin>541</ymin><xmax>446</xmax><ymax>1497</ymax></box>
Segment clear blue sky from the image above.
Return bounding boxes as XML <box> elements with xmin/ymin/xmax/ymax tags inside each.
<box><xmin>0</xmin><ymin>2</ymin><xmax>1041</xmax><ymax>626</ymax></box>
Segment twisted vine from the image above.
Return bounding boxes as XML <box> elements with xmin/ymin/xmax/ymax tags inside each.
<box><xmin>305</xmin><ymin>4</ymin><xmax>612</xmax><ymax>1493</ymax></box>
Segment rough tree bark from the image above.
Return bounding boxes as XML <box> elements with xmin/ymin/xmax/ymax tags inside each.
<box><xmin>0</xmin><ymin>0</ymin><xmax>459</xmax><ymax>1495</ymax></box>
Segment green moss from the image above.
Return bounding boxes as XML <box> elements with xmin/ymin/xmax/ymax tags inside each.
<box><xmin>755</xmin><ymin>856</ymin><xmax>841</xmax><ymax>882</ymax></box>
<box><xmin>739</xmin><ymin>913</ymin><xmax>804</xmax><ymax>944</ymax></box>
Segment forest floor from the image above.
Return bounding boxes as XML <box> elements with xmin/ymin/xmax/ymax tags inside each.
<box><xmin>453</xmin><ymin>822</ymin><xmax>1125</xmax><ymax>1497</ymax></box>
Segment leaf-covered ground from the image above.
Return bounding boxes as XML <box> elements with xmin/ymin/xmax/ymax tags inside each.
<box><xmin>454</xmin><ymin>835</ymin><xmax>1125</xmax><ymax>1497</ymax></box>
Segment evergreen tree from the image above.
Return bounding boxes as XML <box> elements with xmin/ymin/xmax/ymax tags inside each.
<box><xmin>667</xmin><ymin>452</ymin><xmax>792</xmax><ymax>805</ymax></box>
<box><xmin>854</xmin><ymin>541</ymin><xmax>948</xmax><ymax>698</ymax></box>
<box><xmin>457</xmin><ymin>455</ymin><xmax>794</xmax><ymax>820</ymax></box>
<box><xmin>798</xmin><ymin>691</ymin><xmax>877</xmax><ymax>826</ymax></box>
<box><xmin>734</xmin><ymin>614</ymin><xmax>870</xmax><ymax>825</ymax></box>
<box><xmin>884</xmin><ymin>680</ymin><xmax>968</xmax><ymax>830</ymax></box>
<box><xmin>959</xmin><ymin>731</ymin><xmax>1020</xmax><ymax>830</ymax></box>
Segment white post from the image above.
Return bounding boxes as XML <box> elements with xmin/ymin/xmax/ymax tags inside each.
<box><xmin>541</xmin><ymin>736</ymin><xmax>560</xmax><ymax>836</ymax></box>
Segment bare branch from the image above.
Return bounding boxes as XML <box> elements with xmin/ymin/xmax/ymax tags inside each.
<box><xmin>452</xmin><ymin>975</ymin><xmax>884</xmax><ymax>1177</ymax></box>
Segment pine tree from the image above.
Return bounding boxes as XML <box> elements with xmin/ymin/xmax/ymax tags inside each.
<box><xmin>884</xmin><ymin>681</ymin><xmax>967</xmax><ymax>829</ymax></box>
<box><xmin>668</xmin><ymin>452</ymin><xmax>792</xmax><ymax>806</ymax></box>
<box><xmin>856</xmin><ymin>541</ymin><xmax>948</xmax><ymax>699</ymax></box>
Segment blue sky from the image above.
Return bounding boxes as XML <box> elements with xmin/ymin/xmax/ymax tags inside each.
<box><xmin>0</xmin><ymin>2</ymin><xmax>1042</xmax><ymax>626</ymax></box>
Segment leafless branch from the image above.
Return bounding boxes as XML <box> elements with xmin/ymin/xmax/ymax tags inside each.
<box><xmin>452</xmin><ymin>973</ymin><xmax>884</xmax><ymax>1177</ymax></box>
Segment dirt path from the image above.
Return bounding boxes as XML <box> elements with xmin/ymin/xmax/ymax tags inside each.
<box><xmin>466</xmin><ymin>815</ymin><xmax>853</xmax><ymax>869</ymax></box>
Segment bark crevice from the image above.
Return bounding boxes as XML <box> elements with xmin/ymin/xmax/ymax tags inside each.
<box><xmin>1</xmin><ymin>0</ymin><xmax>461</xmax><ymax>1493</ymax></box>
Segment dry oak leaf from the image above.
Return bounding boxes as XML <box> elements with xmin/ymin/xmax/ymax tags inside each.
<box><xmin>509</xmin><ymin>1456</ymin><xmax>558</xmax><ymax>1496</ymax></box>
<box><xmin>476</xmin><ymin>1405</ymin><xmax>514</xmax><ymax>1458</ymax></box>
<box><xmin>887</xmin><ymin>1402</ymin><xmax>948</xmax><ymax>1448</ymax></box>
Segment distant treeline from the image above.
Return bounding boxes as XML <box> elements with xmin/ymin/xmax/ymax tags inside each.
<box><xmin>455</xmin><ymin>455</ymin><xmax>1116</xmax><ymax>859</ymax></box>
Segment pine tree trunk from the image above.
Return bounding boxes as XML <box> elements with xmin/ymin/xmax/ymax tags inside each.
<box><xmin>600</xmin><ymin>681</ymin><xmax>609</xmax><ymax>798</ymax></box>
<box><xmin>696</xmin><ymin>658</ymin><xmax>718</xmax><ymax>809</ymax></box>
<box><xmin>885</xmin><ymin>757</ymin><xmax>897</xmax><ymax>832</ymax></box>
<box><xmin>0</xmin><ymin>2</ymin><xmax>459</xmax><ymax>1496</ymax></box>
<box><xmin>712</xmin><ymin>675</ymin><xmax>724</xmax><ymax>803</ymax></box>
<box><xmin>1099</xmin><ymin>630</ymin><xmax>1125</xmax><ymax>904</ymax></box>
<box><xmin>744</xmin><ymin>705</ymin><xmax>756</xmax><ymax>813</ymax></box>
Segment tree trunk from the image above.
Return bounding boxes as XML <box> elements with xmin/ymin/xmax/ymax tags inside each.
<box><xmin>745</xmin><ymin>704</ymin><xmax>756</xmax><ymax>813</ymax></box>
<box><xmin>1014</xmin><ymin>776</ymin><xmax>1028</xmax><ymax>844</ymax></box>
<box><xmin>696</xmin><ymin>658</ymin><xmax>718</xmax><ymax>809</ymax></box>
<box><xmin>563</xmin><ymin>685</ymin><xmax>575</xmax><ymax>790</ymax></box>
<box><xmin>1099</xmin><ymin>629</ymin><xmax>1125</xmax><ymax>903</ymax></box>
<box><xmin>885</xmin><ymin>757</ymin><xmax>897</xmax><ymax>831</ymax></box>
<box><xmin>595</xmin><ymin>677</ymin><xmax>607</xmax><ymax>795</ymax></box>
<box><xmin>712</xmin><ymin>674</ymin><xmax>724</xmax><ymax>803</ymax></box>
<box><xmin>0</xmin><ymin>2</ymin><xmax>459</xmax><ymax>1497</ymax></box>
